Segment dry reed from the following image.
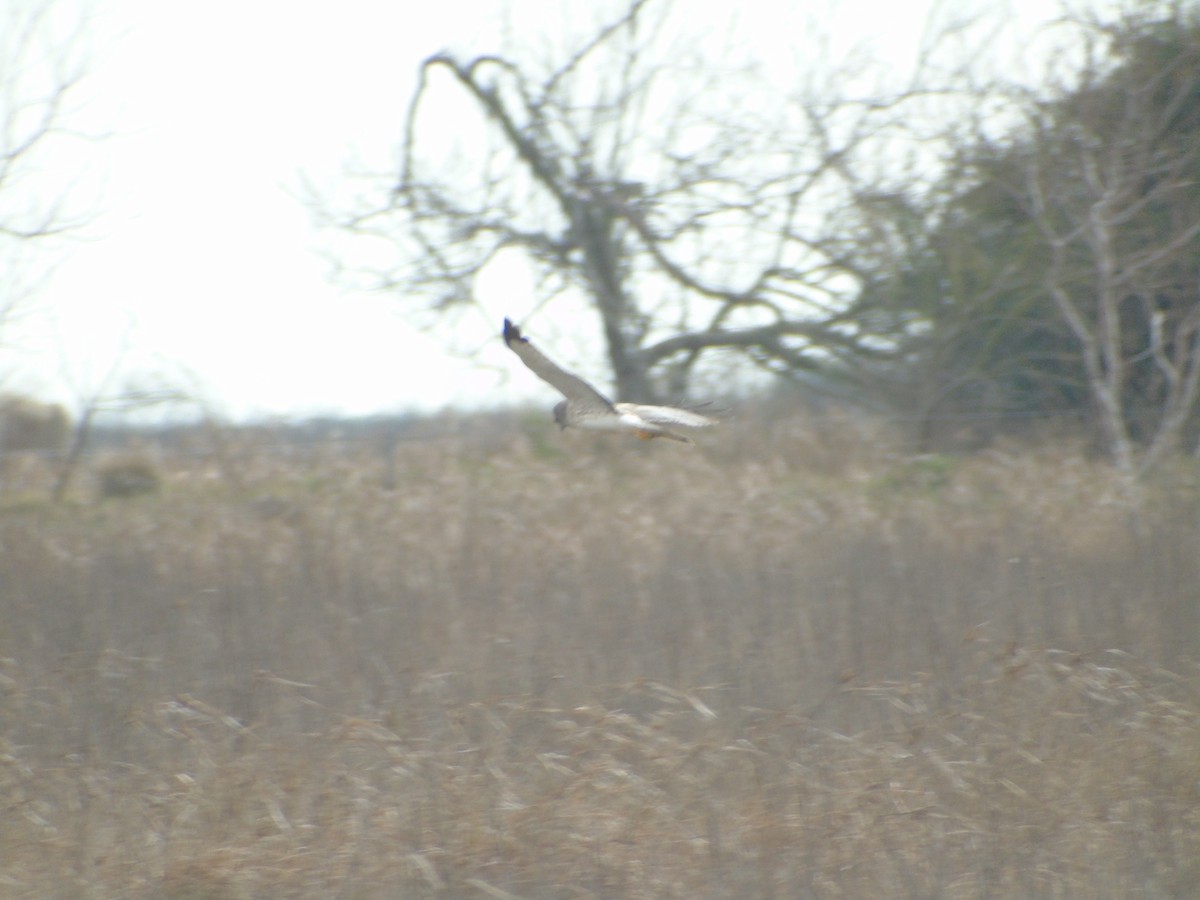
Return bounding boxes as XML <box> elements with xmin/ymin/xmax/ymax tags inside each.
<box><xmin>1</xmin><ymin>410</ymin><xmax>1198</xmax><ymax>897</ymax></box>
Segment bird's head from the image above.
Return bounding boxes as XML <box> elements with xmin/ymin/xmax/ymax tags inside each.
<box><xmin>552</xmin><ymin>400</ymin><xmax>568</xmax><ymax>430</ymax></box>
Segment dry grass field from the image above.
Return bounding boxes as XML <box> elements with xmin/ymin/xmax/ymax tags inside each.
<box><xmin>2</xmin><ymin>410</ymin><xmax>1199</xmax><ymax>898</ymax></box>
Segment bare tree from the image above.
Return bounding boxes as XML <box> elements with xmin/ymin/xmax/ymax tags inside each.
<box><xmin>334</xmin><ymin>0</ymin><xmax>936</xmax><ymax>402</ymax></box>
<box><xmin>0</xmin><ymin>0</ymin><xmax>91</xmax><ymax>345</ymax></box>
<box><xmin>1019</xmin><ymin>8</ymin><xmax>1200</xmax><ymax>472</ymax></box>
<box><xmin>837</xmin><ymin>3</ymin><xmax>1200</xmax><ymax>465</ymax></box>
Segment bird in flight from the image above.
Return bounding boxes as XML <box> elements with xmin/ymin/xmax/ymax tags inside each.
<box><xmin>502</xmin><ymin>318</ymin><xmax>718</xmax><ymax>443</ymax></box>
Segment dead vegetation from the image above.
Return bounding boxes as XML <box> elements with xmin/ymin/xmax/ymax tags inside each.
<box><xmin>95</xmin><ymin>455</ymin><xmax>162</xmax><ymax>499</ymax></box>
<box><xmin>1</xmin><ymin>410</ymin><xmax>1198</xmax><ymax>897</ymax></box>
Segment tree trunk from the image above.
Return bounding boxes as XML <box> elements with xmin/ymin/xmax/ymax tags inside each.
<box><xmin>571</xmin><ymin>196</ymin><xmax>654</xmax><ymax>402</ymax></box>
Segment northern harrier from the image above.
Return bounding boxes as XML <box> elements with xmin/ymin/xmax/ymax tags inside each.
<box><xmin>502</xmin><ymin>318</ymin><xmax>718</xmax><ymax>443</ymax></box>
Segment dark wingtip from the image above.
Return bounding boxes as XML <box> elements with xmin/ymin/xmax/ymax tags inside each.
<box><xmin>502</xmin><ymin>318</ymin><xmax>524</xmax><ymax>346</ymax></box>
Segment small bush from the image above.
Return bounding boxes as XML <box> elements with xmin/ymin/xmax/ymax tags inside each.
<box><xmin>0</xmin><ymin>394</ymin><xmax>70</xmax><ymax>454</ymax></box>
<box><xmin>96</xmin><ymin>456</ymin><xmax>161</xmax><ymax>498</ymax></box>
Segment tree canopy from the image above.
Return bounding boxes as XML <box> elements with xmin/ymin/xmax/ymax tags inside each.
<box><xmin>868</xmin><ymin>2</ymin><xmax>1200</xmax><ymax>468</ymax></box>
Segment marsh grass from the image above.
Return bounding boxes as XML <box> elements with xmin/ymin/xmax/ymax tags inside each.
<box><xmin>2</xmin><ymin>410</ymin><xmax>1198</xmax><ymax>897</ymax></box>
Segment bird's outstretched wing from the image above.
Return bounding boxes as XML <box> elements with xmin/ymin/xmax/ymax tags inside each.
<box><xmin>619</xmin><ymin>403</ymin><xmax>718</xmax><ymax>429</ymax></box>
<box><xmin>503</xmin><ymin>319</ymin><xmax>614</xmax><ymax>413</ymax></box>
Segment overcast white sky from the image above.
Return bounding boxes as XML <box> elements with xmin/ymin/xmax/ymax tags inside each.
<box><xmin>2</xmin><ymin>0</ymin><xmax>1067</xmax><ymax>421</ymax></box>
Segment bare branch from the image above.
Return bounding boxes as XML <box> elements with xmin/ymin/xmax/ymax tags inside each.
<box><xmin>322</xmin><ymin>0</ymin><xmax>1000</xmax><ymax>404</ymax></box>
